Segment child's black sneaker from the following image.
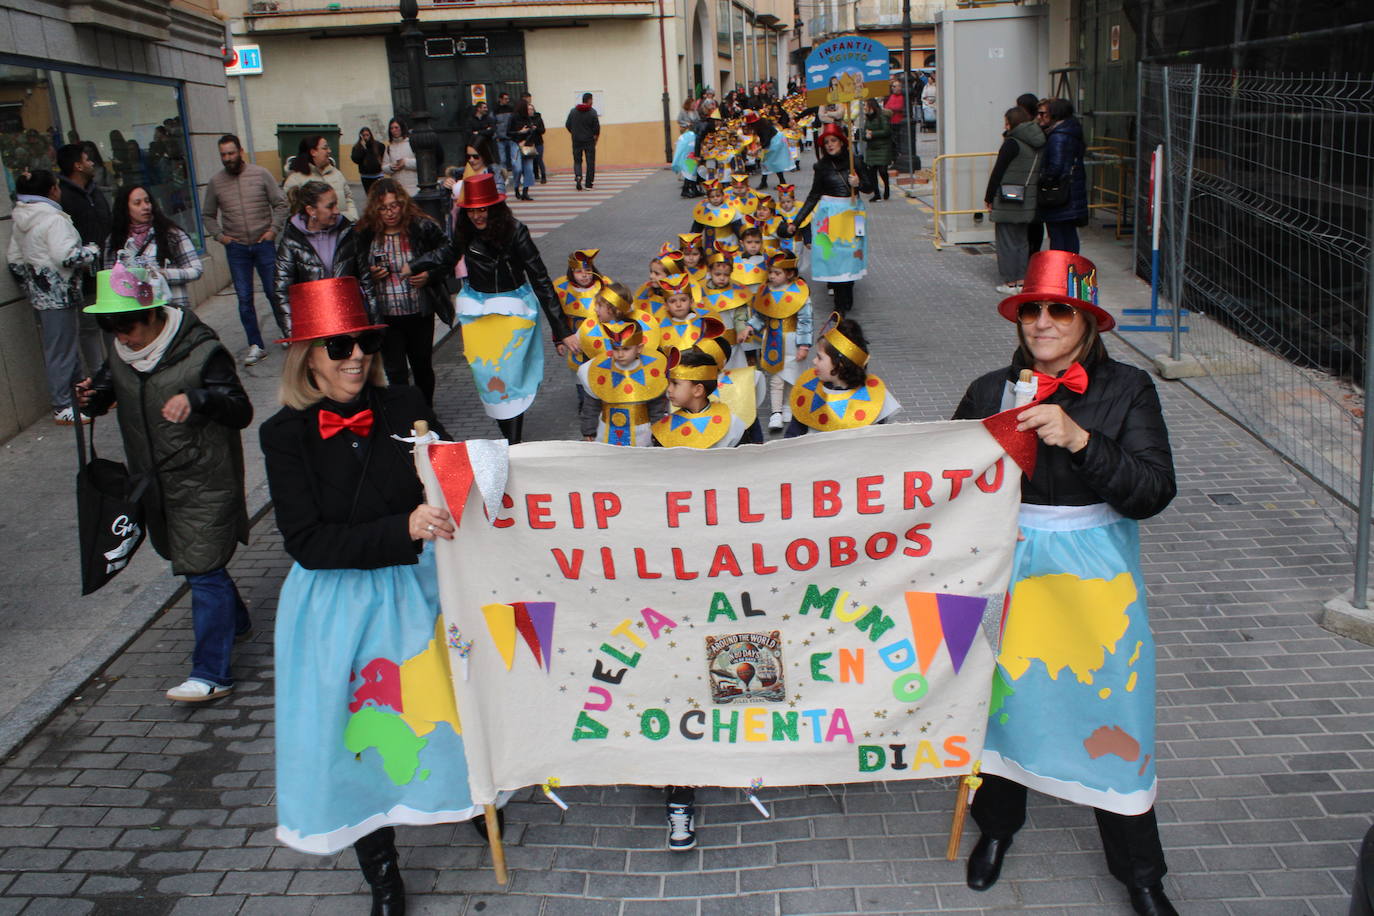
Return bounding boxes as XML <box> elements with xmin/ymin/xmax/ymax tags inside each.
<box><xmin>666</xmin><ymin>801</ymin><xmax>696</xmax><ymax>851</ymax></box>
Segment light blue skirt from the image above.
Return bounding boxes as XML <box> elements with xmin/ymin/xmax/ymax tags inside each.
<box><xmin>981</xmin><ymin>503</ymin><xmax>1157</xmax><ymax>816</ymax></box>
<box><xmin>275</xmin><ymin>546</ymin><xmax>481</xmax><ymax>854</ymax></box>
<box><xmin>456</xmin><ymin>283</ymin><xmax>544</xmax><ymax>420</ymax></box>
<box><xmin>762</xmin><ymin>132</ymin><xmax>791</xmax><ymax>175</ymax></box>
<box><xmin>810</xmin><ymin>195</ymin><xmax>868</xmax><ymax>282</ymax></box>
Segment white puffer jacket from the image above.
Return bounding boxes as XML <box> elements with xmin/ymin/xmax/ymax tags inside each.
<box><xmin>6</xmin><ymin>196</ymin><xmax>99</xmax><ymax>310</ymax></box>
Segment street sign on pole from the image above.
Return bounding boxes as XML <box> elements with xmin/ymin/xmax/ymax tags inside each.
<box><xmin>225</xmin><ymin>44</ymin><xmax>263</xmax><ymax>76</ymax></box>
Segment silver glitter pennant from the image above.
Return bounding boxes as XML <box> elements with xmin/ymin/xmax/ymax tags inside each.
<box><xmin>465</xmin><ymin>439</ymin><xmax>509</xmax><ymax>526</ymax></box>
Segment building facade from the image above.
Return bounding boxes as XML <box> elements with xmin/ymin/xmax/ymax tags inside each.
<box><xmin>220</xmin><ymin>0</ymin><xmax>794</xmax><ymax>182</ymax></box>
<box><xmin>0</xmin><ymin>0</ymin><xmax>233</xmax><ymax>440</ymax></box>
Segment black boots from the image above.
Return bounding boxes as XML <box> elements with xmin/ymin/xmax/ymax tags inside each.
<box><xmin>965</xmin><ymin>833</ymin><xmax>1012</xmax><ymax>891</ymax></box>
<box><xmin>575</xmin><ymin>177</ymin><xmax>583</xmax><ymax>191</ymax></box>
<box><xmin>1128</xmin><ymin>885</ymin><xmax>1179</xmax><ymax>916</ymax></box>
<box><xmin>354</xmin><ymin>827</ymin><xmax>405</xmax><ymax>916</ymax></box>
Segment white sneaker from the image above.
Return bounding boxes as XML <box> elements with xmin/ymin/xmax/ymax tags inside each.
<box><xmin>768</xmin><ymin>411</ymin><xmax>784</xmax><ymax>432</ymax></box>
<box><xmin>666</xmin><ymin>802</ymin><xmax>696</xmax><ymax>851</ymax></box>
<box><xmin>243</xmin><ymin>344</ymin><xmax>266</xmax><ymax>366</ymax></box>
<box><xmin>782</xmin><ymin>407</ymin><xmax>793</xmax><ymax>424</ymax></box>
<box><xmin>166</xmin><ymin>679</ymin><xmax>232</xmax><ymax>703</ymax></box>
<box><xmin>53</xmin><ymin>407</ymin><xmax>90</xmax><ymax>426</ymax></box>
<box><xmin>995</xmin><ymin>283</ymin><xmax>1022</xmax><ymax>295</ymax></box>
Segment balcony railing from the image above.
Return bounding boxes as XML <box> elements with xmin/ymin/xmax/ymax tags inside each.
<box><xmin>854</xmin><ymin>0</ymin><xmax>943</xmax><ymax>28</ymax></box>
<box><xmin>247</xmin><ymin>0</ymin><xmax>649</xmax><ymax>15</ymax></box>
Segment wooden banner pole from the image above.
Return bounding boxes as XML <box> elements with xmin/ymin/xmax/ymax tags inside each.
<box><xmin>945</xmin><ymin>765</ymin><xmax>981</xmax><ymax>861</ymax></box>
<box><xmin>485</xmin><ymin>803</ymin><xmax>508</xmax><ymax>884</ymax></box>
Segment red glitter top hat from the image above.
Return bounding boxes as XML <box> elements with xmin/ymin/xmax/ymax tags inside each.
<box><xmin>996</xmin><ymin>250</ymin><xmax>1114</xmax><ymax>331</ymax></box>
<box><xmin>817</xmin><ymin>123</ymin><xmax>848</xmax><ymax>148</ymax></box>
<box><xmin>277</xmin><ymin>277</ymin><xmax>385</xmax><ymax>344</ymax></box>
<box><xmin>459</xmin><ymin>172</ymin><xmax>506</xmax><ymax>209</ymax></box>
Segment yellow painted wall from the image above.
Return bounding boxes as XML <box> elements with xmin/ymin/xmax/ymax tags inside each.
<box><xmin>525</xmin><ymin>20</ymin><xmax>687</xmax><ymax>126</ymax></box>
<box><xmin>541</xmin><ymin>120</ymin><xmax>672</xmax><ymax>169</ymax></box>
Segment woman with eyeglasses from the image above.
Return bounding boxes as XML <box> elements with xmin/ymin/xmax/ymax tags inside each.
<box><xmin>409</xmin><ymin>173</ymin><xmax>577</xmax><ymax>444</ymax></box>
<box><xmin>952</xmin><ymin>250</ymin><xmax>1178</xmax><ymax>916</ymax></box>
<box><xmin>353</xmin><ymin>178</ymin><xmax>452</xmax><ymax>405</ymax></box>
<box><xmin>274</xmin><ymin>180</ymin><xmax>358</xmax><ymax>340</ymax></box>
<box><xmin>1036</xmin><ymin>97</ymin><xmax>1089</xmax><ymax>253</ymax></box>
<box><xmin>260</xmin><ymin>277</ymin><xmax>480</xmax><ymax>916</ymax></box>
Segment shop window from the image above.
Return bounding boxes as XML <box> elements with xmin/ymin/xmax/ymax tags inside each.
<box><xmin>0</xmin><ymin>62</ymin><xmax>200</xmax><ymax>249</ymax></box>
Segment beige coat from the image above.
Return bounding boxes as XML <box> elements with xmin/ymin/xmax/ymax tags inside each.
<box><xmin>283</xmin><ymin>163</ymin><xmax>357</xmax><ymax>220</ymax></box>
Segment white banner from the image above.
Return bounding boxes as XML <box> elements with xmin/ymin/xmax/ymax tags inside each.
<box><xmin>419</xmin><ymin>422</ymin><xmax>1025</xmax><ymax>805</ymax></box>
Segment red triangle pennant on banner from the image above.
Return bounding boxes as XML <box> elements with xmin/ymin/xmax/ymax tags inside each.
<box><xmin>981</xmin><ymin>409</ymin><xmax>1038</xmax><ymax>479</ymax></box>
<box><xmin>428</xmin><ymin>442</ymin><xmax>475</xmax><ymax>527</ymax></box>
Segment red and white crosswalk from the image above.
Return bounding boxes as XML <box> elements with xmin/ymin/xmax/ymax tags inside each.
<box><xmin>503</xmin><ymin>169</ymin><xmax>658</xmax><ymax>238</ymax></box>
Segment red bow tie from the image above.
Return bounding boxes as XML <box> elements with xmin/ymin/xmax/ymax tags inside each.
<box><xmin>318</xmin><ymin>408</ymin><xmax>374</xmax><ymax>439</ymax></box>
<box><xmin>1032</xmin><ymin>363</ymin><xmax>1089</xmax><ymax>401</ymax></box>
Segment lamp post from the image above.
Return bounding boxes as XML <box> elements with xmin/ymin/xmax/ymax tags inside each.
<box><xmin>400</xmin><ymin>0</ymin><xmax>447</xmax><ymax>223</ymax></box>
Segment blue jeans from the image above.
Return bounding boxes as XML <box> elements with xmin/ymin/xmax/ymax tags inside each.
<box><xmin>225</xmin><ymin>240</ymin><xmax>280</xmax><ymax>347</ymax></box>
<box><xmin>512</xmin><ymin>153</ymin><xmax>535</xmax><ymax>192</ymax></box>
<box><xmin>186</xmin><ymin>567</ymin><xmax>251</xmax><ymax>687</ymax></box>
<box><xmin>499</xmin><ymin>139</ymin><xmax>520</xmax><ymax>173</ymax></box>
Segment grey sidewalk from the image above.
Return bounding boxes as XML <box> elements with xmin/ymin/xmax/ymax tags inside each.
<box><xmin>0</xmin><ymin>168</ymin><xmax>1368</xmax><ymax>915</ymax></box>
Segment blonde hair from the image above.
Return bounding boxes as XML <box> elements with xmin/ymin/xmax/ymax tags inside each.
<box><xmin>278</xmin><ymin>341</ymin><xmax>387</xmax><ymax>410</ymax></box>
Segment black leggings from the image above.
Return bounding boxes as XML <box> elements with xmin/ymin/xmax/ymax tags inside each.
<box><xmin>829</xmin><ymin>281</ymin><xmax>855</xmax><ymax>315</ymax></box>
<box><xmin>971</xmin><ymin>772</ymin><xmax>1167</xmax><ymax>888</ymax></box>
<box><xmin>381</xmin><ymin>312</ymin><xmax>436</xmax><ymax>404</ymax></box>
<box><xmin>870</xmin><ymin>165</ymin><xmax>890</xmax><ymax>198</ymax></box>
<box><xmin>496</xmin><ymin>413</ymin><xmax>525</xmax><ymax>444</ymax></box>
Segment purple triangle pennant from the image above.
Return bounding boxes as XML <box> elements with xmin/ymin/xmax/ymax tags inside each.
<box><xmin>937</xmin><ymin>594</ymin><xmax>988</xmax><ymax>675</ymax></box>
<box><xmin>523</xmin><ymin>602</ymin><xmax>557</xmax><ymax>672</ymax></box>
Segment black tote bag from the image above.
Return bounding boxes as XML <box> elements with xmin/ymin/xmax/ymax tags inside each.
<box><xmin>74</xmin><ymin>403</ymin><xmax>149</xmax><ymax>596</ymax></box>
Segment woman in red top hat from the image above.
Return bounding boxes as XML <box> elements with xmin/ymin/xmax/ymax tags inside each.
<box><xmin>259</xmin><ymin>277</ymin><xmax>487</xmax><ymax>914</ymax></box>
<box><xmin>952</xmin><ymin>250</ymin><xmax>1178</xmax><ymax>916</ymax></box>
<box><xmin>410</xmin><ymin>172</ymin><xmax>577</xmax><ymax>444</ymax></box>
<box><xmin>779</xmin><ymin>123</ymin><xmax>873</xmax><ymax>316</ymax></box>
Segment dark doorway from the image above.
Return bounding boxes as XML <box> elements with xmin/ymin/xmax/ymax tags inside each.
<box><xmin>385</xmin><ymin>28</ymin><xmax>528</xmax><ymax>171</ymax></box>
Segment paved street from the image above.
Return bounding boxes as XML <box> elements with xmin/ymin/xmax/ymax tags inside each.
<box><xmin>0</xmin><ymin>165</ymin><xmax>1368</xmax><ymax>915</ymax></box>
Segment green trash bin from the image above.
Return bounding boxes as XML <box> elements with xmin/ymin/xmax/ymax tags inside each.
<box><xmin>275</xmin><ymin>123</ymin><xmax>342</xmax><ymax>178</ymax></box>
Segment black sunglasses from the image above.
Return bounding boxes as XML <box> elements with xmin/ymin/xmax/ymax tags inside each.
<box><xmin>313</xmin><ymin>331</ymin><xmax>385</xmax><ymax>360</ymax></box>
<box><xmin>1016</xmin><ymin>301</ymin><xmax>1078</xmax><ymax>325</ymax></box>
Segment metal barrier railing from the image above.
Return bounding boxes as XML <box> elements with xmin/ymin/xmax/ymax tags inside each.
<box><xmin>1087</xmin><ymin>136</ymin><xmax>1134</xmax><ymax>240</ymax></box>
<box><xmin>928</xmin><ymin>151</ymin><xmax>996</xmax><ymax>250</ymax></box>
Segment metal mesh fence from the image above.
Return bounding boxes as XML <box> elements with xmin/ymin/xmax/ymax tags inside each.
<box><xmin>1133</xmin><ymin>64</ymin><xmax>1374</xmax><ymax>511</ymax></box>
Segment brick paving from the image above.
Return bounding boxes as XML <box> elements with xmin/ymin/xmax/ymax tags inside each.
<box><xmin>0</xmin><ymin>167</ymin><xmax>1368</xmax><ymax>915</ymax></box>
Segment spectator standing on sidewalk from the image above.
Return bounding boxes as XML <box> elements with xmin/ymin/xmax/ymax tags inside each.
<box><xmin>862</xmin><ymin>98</ymin><xmax>894</xmax><ymax>201</ymax></box>
<box><xmin>465</xmin><ymin>101</ymin><xmax>497</xmax><ymax>148</ymax></box>
<box><xmin>493</xmin><ymin>92</ymin><xmax>516</xmax><ymax>183</ymax></box>
<box><xmin>7</xmin><ymin>169</ymin><xmax>101</xmax><ymax>425</ymax></box>
<box><xmin>56</xmin><ymin>142</ymin><xmax>112</xmax><ymax>371</ymax></box>
<box><xmin>984</xmin><ymin>106</ymin><xmax>1045</xmax><ymax>295</ymax></box>
<box><xmin>381</xmin><ymin>118</ymin><xmax>418</xmax><ymax>196</ymax></box>
<box><xmin>1037</xmin><ymin>98</ymin><xmax>1089</xmax><ymax>253</ymax></box>
<box><xmin>953</xmin><ymin>250</ymin><xmax>1178</xmax><ymax>916</ymax></box>
<box><xmin>202</xmin><ymin>134</ymin><xmax>288</xmax><ymax>366</ymax></box>
<box><xmin>104</xmin><ymin>184</ymin><xmax>204</xmax><ymax>310</ymax></box>
<box><xmin>283</xmin><ymin>135</ymin><xmax>358</xmax><ymax>221</ymax></box>
<box><xmin>351</xmin><ymin>126</ymin><xmax>386</xmax><ymax>196</ymax></box>
<box><xmin>519</xmin><ymin>92</ymin><xmax>548</xmax><ymax>185</ymax></box>
<box><xmin>566</xmin><ymin>92</ymin><xmax>600</xmax><ymax>191</ymax></box>
<box><xmin>1016</xmin><ymin>93</ymin><xmax>1046</xmax><ymax>256</ymax></box>
<box><xmin>76</xmin><ymin>264</ymin><xmax>253</xmax><ymax>704</ymax></box>
<box><xmin>259</xmin><ymin>277</ymin><xmax>483</xmax><ymax>913</ymax></box>
<box><xmin>508</xmin><ymin>98</ymin><xmax>542</xmax><ymax>201</ymax></box>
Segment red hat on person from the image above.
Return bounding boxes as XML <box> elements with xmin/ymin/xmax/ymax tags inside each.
<box><xmin>817</xmin><ymin>123</ymin><xmax>848</xmax><ymax>148</ymax></box>
<box><xmin>459</xmin><ymin>172</ymin><xmax>506</xmax><ymax>208</ymax></box>
<box><xmin>997</xmin><ymin>250</ymin><xmax>1115</xmax><ymax>332</ymax></box>
<box><xmin>278</xmin><ymin>277</ymin><xmax>386</xmax><ymax>344</ymax></box>
<box><xmin>743</xmin><ymin>110</ymin><xmax>761</xmax><ymax>124</ymax></box>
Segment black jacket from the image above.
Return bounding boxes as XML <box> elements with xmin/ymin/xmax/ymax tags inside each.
<box><xmin>952</xmin><ymin>350</ymin><xmax>1176</xmax><ymax>520</ymax></box>
<box><xmin>259</xmin><ymin>385</ymin><xmax>448</xmax><ymax>571</ymax></box>
<box><xmin>351</xmin><ymin>139</ymin><xmax>385</xmax><ymax>176</ymax></box>
<box><xmin>353</xmin><ymin>216</ymin><xmax>454</xmax><ymax>325</ymax></box>
<box><xmin>409</xmin><ymin>221</ymin><xmax>571</xmax><ymax>341</ymax></box>
<box><xmin>565</xmin><ymin>105</ymin><xmax>600</xmax><ymax>146</ymax></box>
<box><xmin>59</xmin><ymin>176</ymin><xmax>112</xmax><ymax>246</ymax></box>
<box><xmin>791</xmin><ymin>154</ymin><xmax>875</xmax><ymax>229</ymax></box>
<box><xmin>466</xmin><ymin>112</ymin><xmax>496</xmax><ymax>146</ymax></box>
<box><xmin>274</xmin><ymin>215</ymin><xmax>359</xmax><ymax>336</ymax></box>
<box><xmin>1039</xmin><ymin>117</ymin><xmax>1089</xmax><ymax>224</ymax></box>
<box><xmin>510</xmin><ymin>111</ymin><xmax>544</xmax><ymax>146</ymax></box>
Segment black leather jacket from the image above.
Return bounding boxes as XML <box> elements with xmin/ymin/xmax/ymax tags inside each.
<box><xmin>791</xmin><ymin>153</ymin><xmax>875</xmax><ymax>229</ymax></box>
<box><xmin>353</xmin><ymin>216</ymin><xmax>454</xmax><ymax>325</ymax></box>
<box><xmin>409</xmin><ymin>220</ymin><xmax>570</xmax><ymax>340</ymax></box>
<box><xmin>952</xmin><ymin>350</ymin><xmax>1176</xmax><ymax>520</ymax></box>
<box><xmin>274</xmin><ymin>215</ymin><xmax>359</xmax><ymax>337</ymax></box>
